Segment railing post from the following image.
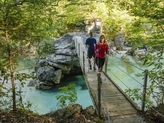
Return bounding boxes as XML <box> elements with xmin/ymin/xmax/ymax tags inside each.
<box><xmin>105</xmin><ymin>56</ymin><xmax>108</xmax><ymax>74</ymax></box>
<box><xmin>83</xmin><ymin>51</ymin><xmax>85</xmax><ymax>75</ymax></box>
<box><xmin>78</xmin><ymin>43</ymin><xmax>80</xmax><ymax>57</ymax></box>
<box><xmin>75</xmin><ymin>38</ymin><xmax>77</xmax><ymax>52</ymax></box>
<box><xmin>97</xmin><ymin>73</ymin><xmax>101</xmax><ymax>117</ymax></box>
<box><xmin>142</xmin><ymin>69</ymin><xmax>148</xmax><ymax>112</ymax></box>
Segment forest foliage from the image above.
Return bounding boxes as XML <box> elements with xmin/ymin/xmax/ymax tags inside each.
<box><xmin>0</xmin><ymin>0</ymin><xmax>163</xmax><ymax>119</ymax></box>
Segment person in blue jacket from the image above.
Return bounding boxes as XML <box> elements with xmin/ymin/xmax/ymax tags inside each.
<box><xmin>85</xmin><ymin>31</ymin><xmax>97</xmax><ymax>70</ymax></box>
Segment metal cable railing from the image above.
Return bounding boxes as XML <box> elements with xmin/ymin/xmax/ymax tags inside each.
<box><xmin>113</xmin><ymin>55</ymin><xmax>145</xmax><ymax>71</ymax></box>
<box><xmin>109</xmin><ymin>61</ymin><xmax>143</xmax><ymax>86</ymax></box>
<box><xmin>109</xmin><ymin>70</ymin><xmax>131</xmax><ymax>89</ymax></box>
<box><xmin>104</xmin><ymin>54</ymin><xmax>149</xmax><ymax>111</ymax></box>
<box><xmin>104</xmin><ymin>52</ymin><xmax>163</xmax><ymax>118</ymax></box>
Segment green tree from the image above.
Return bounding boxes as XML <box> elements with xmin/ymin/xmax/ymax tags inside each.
<box><xmin>121</xmin><ymin>0</ymin><xmax>164</xmax><ymax>116</ymax></box>
<box><xmin>143</xmin><ymin>50</ymin><xmax>164</xmax><ymax>105</ymax></box>
<box><xmin>0</xmin><ymin>0</ymin><xmax>58</xmax><ymax>111</ymax></box>
<box><xmin>0</xmin><ymin>0</ymin><xmax>163</xmax><ymax>115</ymax></box>
<box><xmin>56</xmin><ymin>84</ymin><xmax>77</xmax><ymax>108</ymax></box>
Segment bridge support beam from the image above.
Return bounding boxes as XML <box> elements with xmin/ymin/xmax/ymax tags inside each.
<box><xmin>97</xmin><ymin>73</ymin><xmax>101</xmax><ymax>117</ymax></box>
<box><xmin>142</xmin><ymin>69</ymin><xmax>148</xmax><ymax>112</ymax></box>
<box><xmin>83</xmin><ymin>51</ymin><xmax>85</xmax><ymax>75</ymax></box>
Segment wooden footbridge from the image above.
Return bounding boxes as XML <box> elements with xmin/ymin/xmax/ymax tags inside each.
<box><xmin>74</xmin><ymin>35</ymin><xmax>148</xmax><ymax>123</ymax></box>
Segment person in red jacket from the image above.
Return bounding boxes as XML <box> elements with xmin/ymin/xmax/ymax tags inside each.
<box><xmin>94</xmin><ymin>34</ymin><xmax>109</xmax><ymax>72</ymax></box>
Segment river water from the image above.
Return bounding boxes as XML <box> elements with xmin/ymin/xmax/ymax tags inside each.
<box><xmin>5</xmin><ymin>50</ymin><xmax>149</xmax><ymax>114</ymax></box>
<box><xmin>15</xmin><ymin>57</ymin><xmax>93</xmax><ymax>115</ymax></box>
<box><xmin>22</xmin><ymin>75</ymin><xmax>93</xmax><ymax>115</ymax></box>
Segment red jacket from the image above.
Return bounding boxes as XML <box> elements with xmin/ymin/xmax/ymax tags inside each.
<box><xmin>94</xmin><ymin>43</ymin><xmax>109</xmax><ymax>58</ymax></box>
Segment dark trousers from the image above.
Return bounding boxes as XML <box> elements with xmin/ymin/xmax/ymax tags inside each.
<box><xmin>95</xmin><ymin>57</ymin><xmax>105</xmax><ymax>69</ymax></box>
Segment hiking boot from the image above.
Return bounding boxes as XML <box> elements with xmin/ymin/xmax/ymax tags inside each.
<box><xmin>98</xmin><ymin>68</ymin><xmax>102</xmax><ymax>72</ymax></box>
<box><xmin>100</xmin><ymin>78</ymin><xmax>102</xmax><ymax>83</ymax></box>
<box><xmin>97</xmin><ymin>72</ymin><xmax>101</xmax><ymax>76</ymax></box>
<box><xmin>90</xmin><ymin>65</ymin><xmax>92</xmax><ymax>70</ymax></box>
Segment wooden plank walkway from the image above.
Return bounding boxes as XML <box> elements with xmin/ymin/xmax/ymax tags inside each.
<box><xmin>74</xmin><ymin>35</ymin><xmax>147</xmax><ymax>123</ymax></box>
<box><xmin>84</xmin><ymin>71</ymin><xmax>147</xmax><ymax>123</ymax></box>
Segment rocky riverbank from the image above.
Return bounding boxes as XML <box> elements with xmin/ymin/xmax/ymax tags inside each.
<box><xmin>0</xmin><ymin>104</ymin><xmax>102</xmax><ymax>123</ymax></box>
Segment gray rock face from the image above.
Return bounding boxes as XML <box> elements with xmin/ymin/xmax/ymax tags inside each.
<box><xmin>34</xmin><ymin>34</ymin><xmax>81</xmax><ymax>89</ymax></box>
<box><xmin>47</xmin><ymin>104</ymin><xmax>98</xmax><ymax>123</ymax></box>
<box><xmin>115</xmin><ymin>33</ymin><xmax>125</xmax><ymax>50</ymax></box>
<box><xmin>54</xmin><ymin>104</ymin><xmax>83</xmax><ymax>118</ymax></box>
<box><xmin>37</xmin><ymin>66</ymin><xmax>61</xmax><ymax>84</ymax></box>
<box><xmin>84</xmin><ymin>105</ymin><xmax>96</xmax><ymax>115</ymax></box>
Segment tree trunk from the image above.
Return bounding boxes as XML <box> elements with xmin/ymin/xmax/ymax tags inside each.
<box><xmin>5</xmin><ymin>30</ymin><xmax>16</xmax><ymax>111</ymax></box>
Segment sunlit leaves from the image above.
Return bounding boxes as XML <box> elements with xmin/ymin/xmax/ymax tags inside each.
<box><xmin>0</xmin><ymin>0</ymin><xmax>163</xmax><ymax>113</ymax></box>
<box><xmin>143</xmin><ymin>49</ymin><xmax>164</xmax><ymax>106</ymax></box>
<box><xmin>56</xmin><ymin>84</ymin><xmax>77</xmax><ymax>108</ymax></box>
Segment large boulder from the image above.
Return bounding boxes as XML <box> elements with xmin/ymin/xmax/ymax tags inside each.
<box><xmin>34</xmin><ymin>33</ymin><xmax>82</xmax><ymax>89</ymax></box>
<box><xmin>47</xmin><ymin>104</ymin><xmax>99</xmax><ymax>123</ymax></box>
<box><xmin>114</xmin><ymin>32</ymin><xmax>125</xmax><ymax>51</ymax></box>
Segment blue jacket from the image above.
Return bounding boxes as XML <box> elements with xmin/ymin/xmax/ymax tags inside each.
<box><xmin>85</xmin><ymin>38</ymin><xmax>96</xmax><ymax>51</ymax></box>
